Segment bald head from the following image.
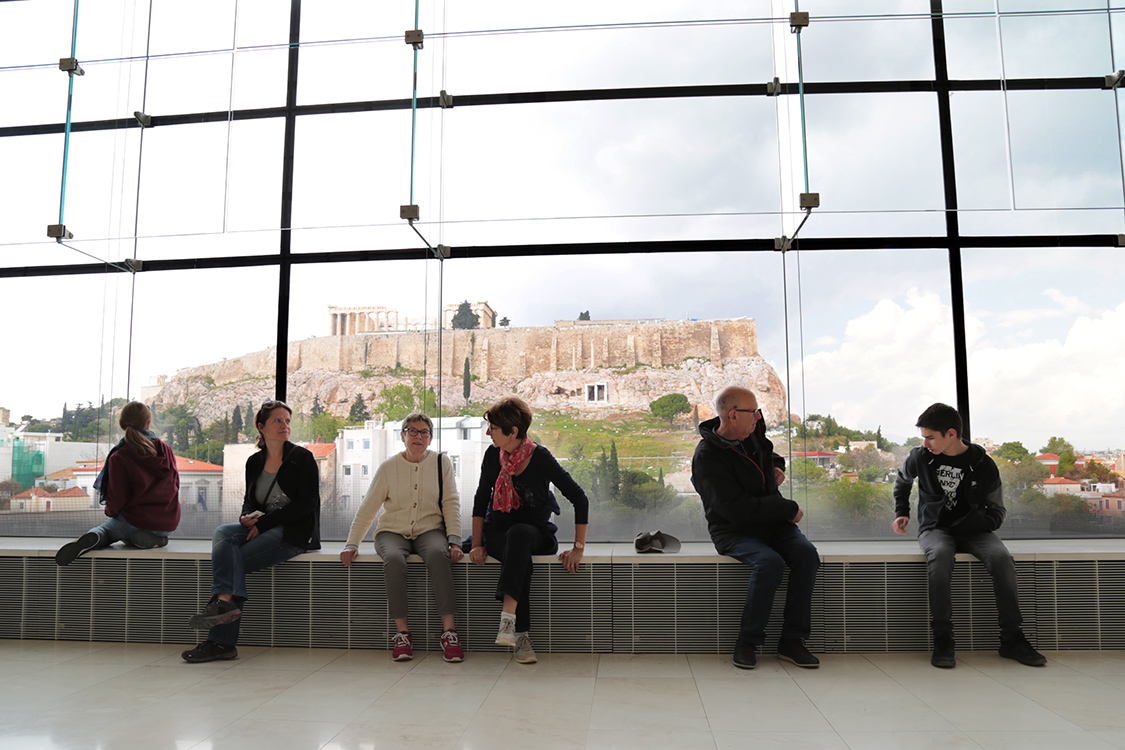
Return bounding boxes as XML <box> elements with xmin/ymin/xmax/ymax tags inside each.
<box><xmin>715</xmin><ymin>387</ymin><xmax>761</xmax><ymax>441</ymax></box>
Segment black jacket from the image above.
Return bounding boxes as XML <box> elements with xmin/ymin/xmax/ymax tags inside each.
<box><xmin>691</xmin><ymin>416</ymin><xmax>797</xmax><ymax>551</ymax></box>
<box><xmin>893</xmin><ymin>442</ymin><xmax>1005</xmax><ymax>535</ymax></box>
<box><xmin>242</xmin><ymin>442</ymin><xmax>322</xmax><ymax>550</ymax></box>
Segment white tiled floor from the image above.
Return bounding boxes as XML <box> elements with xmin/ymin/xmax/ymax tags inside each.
<box><xmin>2</xmin><ymin>641</ymin><xmax>1125</xmax><ymax>750</ymax></box>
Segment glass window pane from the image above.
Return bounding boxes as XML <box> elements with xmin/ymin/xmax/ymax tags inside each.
<box><xmin>136</xmin><ymin>119</ymin><xmax>284</xmax><ymax>244</ymax></box>
<box><xmin>997</xmin><ymin>11</ymin><xmax>1111</xmax><ymax>79</ymax></box>
<box><xmin>0</xmin><ymin>68</ymin><xmax>69</xmax><ymax>128</ymax></box>
<box><xmin>148</xmin><ymin>1</ymin><xmax>235</xmax><ymax>56</ymax></box>
<box><xmin>436</xmin><ymin>98</ymin><xmax>781</xmax><ymax>245</ymax></box>
<box><xmin>0</xmin><ymin>134</ymin><xmax>67</xmax><ymax>259</ymax></box>
<box><xmin>0</xmin><ymin>2</ymin><xmax>72</xmax><ymax>68</ymax></box>
<box><xmin>963</xmin><ymin>247</ymin><xmax>1125</xmax><ymax>538</ymax></box>
<box><xmin>798</xmin><ymin>2</ymin><xmax>935</xmax><ymax>82</ymax></box>
<box><xmin>145</xmin><ymin>53</ymin><xmax>234</xmax><ymax>116</ymax></box>
<box><xmin>783</xmin><ymin>249</ymin><xmax>955</xmax><ymax>540</ymax></box>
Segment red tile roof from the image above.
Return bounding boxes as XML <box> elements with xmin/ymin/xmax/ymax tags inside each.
<box><xmin>1036</xmin><ymin>453</ymin><xmax>1060</xmax><ymax>461</ymax></box>
<box><xmin>14</xmin><ymin>486</ymin><xmax>89</xmax><ymax>498</ymax></box>
<box><xmin>1043</xmin><ymin>477</ymin><xmax>1081</xmax><ymax>485</ymax></box>
<box><xmin>303</xmin><ymin>443</ymin><xmax>337</xmax><ymax>458</ymax></box>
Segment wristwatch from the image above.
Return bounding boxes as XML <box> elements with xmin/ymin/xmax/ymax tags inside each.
<box><xmin>574</xmin><ymin>541</ymin><xmax>585</xmax><ymax>549</ymax></box>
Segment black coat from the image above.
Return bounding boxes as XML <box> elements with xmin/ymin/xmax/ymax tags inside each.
<box><xmin>242</xmin><ymin>442</ymin><xmax>322</xmax><ymax>550</ymax></box>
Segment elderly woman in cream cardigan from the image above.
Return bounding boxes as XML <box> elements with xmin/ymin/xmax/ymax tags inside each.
<box><xmin>340</xmin><ymin>412</ymin><xmax>464</xmax><ymax>662</ymax></box>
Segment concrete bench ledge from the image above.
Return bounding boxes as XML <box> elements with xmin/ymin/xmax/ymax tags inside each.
<box><xmin>5</xmin><ymin>537</ymin><xmax>1125</xmax><ymax>563</ymax></box>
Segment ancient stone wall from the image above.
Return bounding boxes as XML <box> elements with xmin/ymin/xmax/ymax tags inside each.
<box><xmin>183</xmin><ymin>318</ymin><xmax>759</xmax><ymax>386</ymax></box>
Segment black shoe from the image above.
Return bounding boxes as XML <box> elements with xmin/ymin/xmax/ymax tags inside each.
<box><xmin>130</xmin><ymin>530</ymin><xmax>169</xmax><ymax>549</ymax></box>
<box><xmin>999</xmin><ymin>632</ymin><xmax>1046</xmax><ymax>667</ymax></box>
<box><xmin>733</xmin><ymin>641</ymin><xmax>758</xmax><ymax>670</ymax></box>
<box><xmin>182</xmin><ymin>640</ymin><xmax>238</xmax><ymax>663</ymax></box>
<box><xmin>189</xmin><ymin>597</ymin><xmax>242</xmax><ymax>630</ymax></box>
<box><xmin>55</xmin><ymin>532</ymin><xmax>102</xmax><ymax>566</ymax></box>
<box><xmin>931</xmin><ymin>634</ymin><xmax>956</xmax><ymax>668</ymax></box>
<box><xmin>777</xmin><ymin>638</ymin><xmax>820</xmax><ymax>668</ymax></box>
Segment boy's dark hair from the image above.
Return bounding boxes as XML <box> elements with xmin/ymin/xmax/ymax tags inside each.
<box><xmin>916</xmin><ymin>402</ymin><xmax>961</xmax><ymax>438</ymax></box>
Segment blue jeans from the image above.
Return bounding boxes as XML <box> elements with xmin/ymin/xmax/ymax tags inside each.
<box><xmin>722</xmin><ymin>525</ymin><xmax>820</xmax><ymax>646</ymax></box>
<box><xmin>918</xmin><ymin>528</ymin><xmax>1023</xmax><ymax>638</ymax></box>
<box><xmin>207</xmin><ymin>523</ymin><xmax>302</xmax><ymax>646</ymax></box>
<box><xmin>90</xmin><ymin>515</ymin><xmax>170</xmax><ymax>546</ymax></box>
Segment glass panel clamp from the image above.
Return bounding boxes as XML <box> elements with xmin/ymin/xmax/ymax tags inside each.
<box><xmin>766</xmin><ymin>77</ymin><xmax>782</xmax><ymax>96</ymax></box>
<box><xmin>405</xmin><ymin>30</ymin><xmax>423</xmax><ymax>50</ymax></box>
<box><xmin>58</xmin><ymin>57</ymin><xmax>84</xmax><ymax>76</ymax></box>
<box><xmin>799</xmin><ymin>193</ymin><xmax>820</xmax><ymax>208</ymax></box>
<box><xmin>439</xmin><ymin>90</ymin><xmax>453</xmax><ymax>109</ymax></box>
<box><xmin>133</xmin><ymin>111</ymin><xmax>152</xmax><ymax>128</ymax></box>
<box><xmin>790</xmin><ymin>12</ymin><xmax>809</xmax><ymax>33</ymax></box>
<box><xmin>1104</xmin><ymin>70</ymin><xmax>1124</xmax><ymax>90</ymax></box>
<box><xmin>123</xmin><ymin>258</ymin><xmax>143</xmax><ymax>272</ymax></box>
<box><xmin>436</xmin><ymin>244</ymin><xmax>451</xmax><ymax>259</ymax></box>
<box><xmin>47</xmin><ymin>224</ymin><xmax>73</xmax><ymax>240</ymax></box>
<box><xmin>400</xmin><ymin>204</ymin><xmax>420</xmax><ymax>221</ymax></box>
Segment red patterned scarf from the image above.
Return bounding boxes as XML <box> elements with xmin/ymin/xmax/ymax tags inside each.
<box><xmin>493</xmin><ymin>439</ymin><xmax>536</xmax><ymax>513</ymax></box>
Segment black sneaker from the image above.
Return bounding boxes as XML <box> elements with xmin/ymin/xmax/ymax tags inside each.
<box><xmin>189</xmin><ymin>597</ymin><xmax>242</xmax><ymax>630</ymax></box>
<box><xmin>999</xmin><ymin>632</ymin><xmax>1046</xmax><ymax>667</ymax></box>
<box><xmin>182</xmin><ymin>640</ymin><xmax>238</xmax><ymax>663</ymax></box>
<box><xmin>733</xmin><ymin>641</ymin><xmax>758</xmax><ymax>670</ymax></box>
<box><xmin>130</xmin><ymin>530</ymin><xmax>169</xmax><ymax>549</ymax></box>
<box><xmin>931</xmin><ymin>634</ymin><xmax>956</xmax><ymax>668</ymax></box>
<box><xmin>777</xmin><ymin>638</ymin><xmax>820</xmax><ymax>668</ymax></box>
<box><xmin>55</xmin><ymin>532</ymin><xmax>102</xmax><ymax>566</ymax></box>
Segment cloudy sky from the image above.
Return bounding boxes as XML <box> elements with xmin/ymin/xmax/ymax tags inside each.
<box><xmin>2</xmin><ymin>1</ymin><xmax>1123</xmax><ymax>454</ymax></box>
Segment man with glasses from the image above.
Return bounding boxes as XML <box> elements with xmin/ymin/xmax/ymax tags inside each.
<box><xmin>893</xmin><ymin>402</ymin><xmax>1045</xmax><ymax>668</ymax></box>
<box><xmin>691</xmin><ymin>386</ymin><xmax>821</xmax><ymax>669</ymax></box>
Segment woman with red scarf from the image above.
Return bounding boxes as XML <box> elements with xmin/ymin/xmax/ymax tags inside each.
<box><xmin>469</xmin><ymin>397</ymin><xmax>589</xmax><ymax>664</ymax></box>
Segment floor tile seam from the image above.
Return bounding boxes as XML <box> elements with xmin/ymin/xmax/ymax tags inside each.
<box><xmin>837</xmin><ymin>728</ymin><xmax>989</xmax><ymax>750</ymax></box>
<box><xmin>782</xmin><ymin>663</ymin><xmax>852</xmax><ymax>744</ymax></box>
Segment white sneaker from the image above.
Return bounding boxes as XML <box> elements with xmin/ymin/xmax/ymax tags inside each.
<box><xmin>514</xmin><ymin>632</ymin><xmax>537</xmax><ymax>664</ymax></box>
<box><xmin>495</xmin><ymin>616</ymin><xmax>517</xmax><ymax>647</ymax></box>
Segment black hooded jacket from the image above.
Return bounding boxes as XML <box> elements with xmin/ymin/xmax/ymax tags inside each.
<box><xmin>893</xmin><ymin>441</ymin><xmax>1005</xmax><ymax>535</ymax></box>
<box><xmin>691</xmin><ymin>416</ymin><xmax>797</xmax><ymax>551</ymax></box>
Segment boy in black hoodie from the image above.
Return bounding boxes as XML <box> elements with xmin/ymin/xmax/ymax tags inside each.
<box><xmin>893</xmin><ymin>402</ymin><xmax>1045</xmax><ymax>668</ymax></box>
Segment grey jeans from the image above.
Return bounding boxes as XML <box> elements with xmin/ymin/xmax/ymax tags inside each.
<box><xmin>374</xmin><ymin>529</ymin><xmax>457</xmax><ymax>620</ymax></box>
<box><xmin>918</xmin><ymin>528</ymin><xmax>1023</xmax><ymax>638</ymax></box>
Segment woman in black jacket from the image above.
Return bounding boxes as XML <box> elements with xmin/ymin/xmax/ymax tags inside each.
<box><xmin>182</xmin><ymin>400</ymin><xmax>321</xmax><ymax>663</ymax></box>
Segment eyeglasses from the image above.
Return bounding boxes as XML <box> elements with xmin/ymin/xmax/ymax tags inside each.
<box><xmin>261</xmin><ymin>400</ymin><xmax>289</xmax><ymax>411</ymax></box>
<box><xmin>732</xmin><ymin>408</ymin><xmax>762</xmax><ymax>419</ymax></box>
<box><xmin>403</xmin><ymin>428</ymin><xmax>432</xmax><ymax>438</ymax></box>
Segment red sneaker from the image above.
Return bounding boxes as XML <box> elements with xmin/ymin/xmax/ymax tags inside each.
<box><xmin>441</xmin><ymin>629</ymin><xmax>464</xmax><ymax>663</ymax></box>
<box><xmin>392</xmin><ymin>631</ymin><xmax>413</xmax><ymax>661</ymax></box>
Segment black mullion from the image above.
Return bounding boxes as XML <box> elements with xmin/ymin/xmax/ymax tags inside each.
<box><xmin>2</xmin><ymin>233</ymin><xmax>1117</xmax><ymax>279</ymax></box>
<box><xmin>274</xmin><ymin>0</ymin><xmax>301</xmax><ymax>404</ymax></box>
<box><xmin>0</xmin><ymin>76</ymin><xmax>1106</xmax><ymax>139</ymax></box>
<box><xmin>932</xmin><ymin>0</ymin><xmax>972</xmax><ymax>439</ymax></box>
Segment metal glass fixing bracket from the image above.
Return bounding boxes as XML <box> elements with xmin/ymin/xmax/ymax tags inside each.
<box><xmin>1104</xmin><ymin>70</ymin><xmax>1124</xmax><ymax>90</ymax></box>
<box><xmin>400</xmin><ymin>205</ymin><xmax>420</xmax><ymax>221</ymax></box>
<box><xmin>790</xmin><ymin>12</ymin><xmax>809</xmax><ymax>33</ymax></box>
<box><xmin>47</xmin><ymin>224</ymin><xmax>73</xmax><ymax>240</ymax></box>
<box><xmin>133</xmin><ymin>111</ymin><xmax>152</xmax><ymax>127</ymax></box>
<box><xmin>405</xmin><ymin>30</ymin><xmax>423</xmax><ymax>50</ymax></box>
<box><xmin>767</xmin><ymin>77</ymin><xmax>782</xmax><ymax>96</ymax></box>
<box><xmin>439</xmin><ymin>90</ymin><xmax>453</xmax><ymax>109</ymax></box>
<box><xmin>58</xmin><ymin>57</ymin><xmax>84</xmax><ymax>76</ymax></box>
<box><xmin>799</xmin><ymin>193</ymin><xmax>820</xmax><ymax>209</ymax></box>
<box><xmin>436</xmin><ymin>244</ymin><xmax>451</xmax><ymax>259</ymax></box>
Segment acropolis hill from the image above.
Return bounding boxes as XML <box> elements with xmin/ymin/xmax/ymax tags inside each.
<box><xmin>147</xmin><ymin>314</ymin><xmax>788</xmax><ymax>425</ymax></box>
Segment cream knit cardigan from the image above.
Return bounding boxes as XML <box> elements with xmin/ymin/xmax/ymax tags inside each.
<box><xmin>344</xmin><ymin>450</ymin><xmax>461</xmax><ymax>548</ymax></box>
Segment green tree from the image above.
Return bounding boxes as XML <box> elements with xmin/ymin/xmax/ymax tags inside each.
<box><xmin>231</xmin><ymin>405</ymin><xmax>243</xmax><ymax>437</ymax></box>
<box><xmin>348</xmin><ymin>394</ymin><xmax>370</xmax><ymax>425</ymax></box>
<box><xmin>310</xmin><ymin>394</ymin><xmax>325</xmax><ymax>417</ymax></box>
<box><xmin>308</xmin><ymin>412</ymin><xmax>344</xmax><ymax>443</ymax></box>
<box><xmin>789</xmin><ymin>457</ymin><xmax>827</xmax><ymax>484</ymax></box>
<box><xmin>608</xmin><ymin>441</ymin><xmax>621</xmax><ymax>502</ymax></box>
<box><xmin>993</xmin><ymin>441</ymin><xmax>1032</xmax><ymax>462</ymax></box>
<box><xmin>376</xmin><ymin>378</ymin><xmax>442</xmax><ymax>422</ymax></box>
<box><xmin>463</xmin><ymin>357</ymin><xmax>471</xmax><ymax>400</ymax></box>
<box><xmin>826</xmin><ymin>480</ymin><xmax>888</xmax><ymax>522</ymax></box>
<box><xmin>451</xmin><ymin>301</ymin><xmax>480</xmax><ymax>329</ymax></box>
<box><xmin>1040</xmin><ymin>436</ymin><xmax>1075</xmax><ymax>455</ymax></box>
<box><xmin>0</xmin><ymin>479</ymin><xmax>22</xmax><ymax>499</ymax></box>
<box><xmin>905</xmin><ymin>436</ymin><xmax>922</xmax><ymax>448</ymax></box>
<box><xmin>995</xmin><ymin>455</ymin><xmax>1049</xmax><ymax>493</ymax></box>
<box><xmin>578</xmin><ymin>311</ymin><xmax>590</xmax><ymax>321</ymax></box>
<box><xmin>499</xmin><ymin>317</ymin><xmax>510</xmax><ymax>327</ymax></box>
<box><xmin>649</xmin><ymin>393</ymin><xmax>691</xmax><ymax>427</ymax></box>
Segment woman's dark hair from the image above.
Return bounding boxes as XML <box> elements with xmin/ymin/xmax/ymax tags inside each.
<box><xmin>484</xmin><ymin>396</ymin><xmax>533</xmax><ymax>440</ymax></box>
<box><xmin>255</xmin><ymin>400</ymin><xmax>293</xmax><ymax>449</ymax></box>
<box><xmin>119</xmin><ymin>401</ymin><xmax>156</xmax><ymax>457</ymax></box>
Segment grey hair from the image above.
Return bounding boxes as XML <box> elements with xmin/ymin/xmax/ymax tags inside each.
<box><xmin>401</xmin><ymin>412</ymin><xmax>434</xmax><ymax>433</ymax></box>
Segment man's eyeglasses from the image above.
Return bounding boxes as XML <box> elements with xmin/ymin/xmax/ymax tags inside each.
<box><xmin>403</xmin><ymin>428</ymin><xmax>432</xmax><ymax>438</ymax></box>
<box><xmin>732</xmin><ymin>408</ymin><xmax>762</xmax><ymax>419</ymax></box>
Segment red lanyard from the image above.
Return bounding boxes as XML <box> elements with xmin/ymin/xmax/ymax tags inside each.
<box><xmin>722</xmin><ymin>444</ymin><xmax>766</xmax><ymax>484</ymax></box>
